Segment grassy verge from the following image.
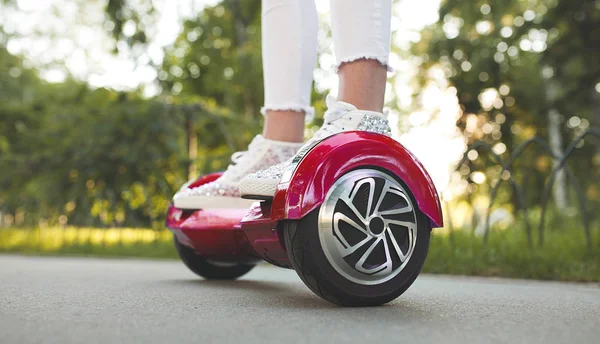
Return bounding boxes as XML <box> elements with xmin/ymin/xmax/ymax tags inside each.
<box><xmin>0</xmin><ymin>227</ymin><xmax>177</xmax><ymax>259</ymax></box>
<box><xmin>1</xmin><ymin>226</ymin><xmax>599</xmax><ymax>282</ymax></box>
<box><xmin>424</xmin><ymin>229</ymin><xmax>600</xmax><ymax>282</ymax></box>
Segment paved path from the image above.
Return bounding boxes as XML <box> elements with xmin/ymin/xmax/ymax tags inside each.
<box><xmin>1</xmin><ymin>255</ymin><xmax>599</xmax><ymax>343</ymax></box>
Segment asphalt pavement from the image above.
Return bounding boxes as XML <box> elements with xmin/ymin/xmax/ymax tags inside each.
<box><xmin>1</xmin><ymin>255</ymin><xmax>599</xmax><ymax>344</ymax></box>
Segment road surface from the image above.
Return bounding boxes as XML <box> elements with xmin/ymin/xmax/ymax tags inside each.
<box><xmin>1</xmin><ymin>255</ymin><xmax>598</xmax><ymax>343</ymax></box>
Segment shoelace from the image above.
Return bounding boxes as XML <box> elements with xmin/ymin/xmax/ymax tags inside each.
<box><xmin>222</xmin><ymin>138</ymin><xmax>262</xmax><ymax>180</ymax></box>
<box><xmin>306</xmin><ymin>95</ymin><xmax>355</xmax><ymax>143</ymax></box>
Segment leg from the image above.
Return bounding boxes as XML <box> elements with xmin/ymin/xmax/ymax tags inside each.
<box><xmin>337</xmin><ymin>60</ymin><xmax>388</xmax><ymax>113</ymax></box>
<box><xmin>172</xmin><ymin>0</ymin><xmax>318</xmax><ymax>209</ymax></box>
<box><xmin>261</xmin><ymin>0</ymin><xmax>319</xmax><ymax>142</ymax></box>
<box><xmin>332</xmin><ymin>0</ymin><xmax>392</xmax><ymax>112</ymax></box>
<box><xmin>239</xmin><ymin>0</ymin><xmax>394</xmax><ymax>198</ymax></box>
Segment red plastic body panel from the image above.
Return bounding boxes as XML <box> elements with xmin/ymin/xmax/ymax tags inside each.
<box><xmin>166</xmin><ymin>205</ymin><xmax>260</xmax><ymax>263</ymax></box>
<box><xmin>271</xmin><ymin>131</ymin><xmax>444</xmax><ymax>228</ymax></box>
<box><xmin>188</xmin><ymin>172</ymin><xmax>223</xmax><ymax>188</ymax></box>
<box><xmin>165</xmin><ymin>172</ymin><xmax>261</xmax><ymax>263</ymax></box>
<box><xmin>166</xmin><ymin>171</ymin><xmax>291</xmax><ymax>265</ymax></box>
<box><xmin>239</xmin><ymin>202</ymin><xmax>291</xmax><ymax>269</ymax></box>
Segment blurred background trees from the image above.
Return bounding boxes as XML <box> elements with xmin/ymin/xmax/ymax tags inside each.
<box><xmin>411</xmin><ymin>0</ymin><xmax>600</xmax><ymax>236</ymax></box>
<box><xmin>0</xmin><ymin>0</ymin><xmax>598</xmax><ymax>241</ymax></box>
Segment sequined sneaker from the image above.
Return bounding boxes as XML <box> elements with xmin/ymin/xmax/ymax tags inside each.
<box><xmin>172</xmin><ymin>135</ymin><xmax>303</xmax><ymax>209</ymax></box>
<box><xmin>238</xmin><ymin>95</ymin><xmax>392</xmax><ymax>198</ymax></box>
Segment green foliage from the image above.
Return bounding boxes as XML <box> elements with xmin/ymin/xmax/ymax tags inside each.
<box><xmin>0</xmin><ymin>44</ymin><xmax>254</xmax><ymax>228</ymax></box>
<box><xmin>415</xmin><ymin>0</ymin><xmax>600</xmax><ymax>138</ymax></box>
<box><xmin>104</xmin><ymin>0</ymin><xmax>154</xmax><ymax>53</ymax></box>
<box><xmin>413</xmin><ymin>0</ymin><xmax>600</xmax><ymax>219</ymax></box>
<box><xmin>160</xmin><ymin>1</ymin><xmax>264</xmax><ymax>117</ymax></box>
<box><xmin>0</xmin><ymin>51</ymin><xmax>183</xmax><ymax>227</ymax></box>
<box><xmin>0</xmin><ymin>0</ymin><xmax>328</xmax><ymax>229</ymax></box>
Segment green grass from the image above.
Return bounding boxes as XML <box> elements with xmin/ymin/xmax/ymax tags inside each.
<box><xmin>1</xmin><ymin>226</ymin><xmax>599</xmax><ymax>282</ymax></box>
<box><xmin>423</xmin><ymin>229</ymin><xmax>600</xmax><ymax>282</ymax></box>
<box><xmin>0</xmin><ymin>227</ymin><xmax>177</xmax><ymax>259</ymax></box>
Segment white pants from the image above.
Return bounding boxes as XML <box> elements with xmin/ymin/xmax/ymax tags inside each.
<box><xmin>261</xmin><ymin>0</ymin><xmax>392</xmax><ymax>121</ymax></box>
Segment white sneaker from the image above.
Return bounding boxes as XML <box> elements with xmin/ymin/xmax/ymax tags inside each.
<box><xmin>173</xmin><ymin>135</ymin><xmax>303</xmax><ymax>209</ymax></box>
<box><xmin>239</xmin><ymin>95</ymin><xmax>392</xmax><ymax>198</ymax></box>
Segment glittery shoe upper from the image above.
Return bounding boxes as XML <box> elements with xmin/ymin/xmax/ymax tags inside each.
<box><xmin>173</xmin><ymin>135</ymin><xmax>302</xmax><ymax>201</ymax></box>
<box><xmin>241</xmin><ymin>95</ymin><xmax>392</xmax><ymax>184</ymax></box>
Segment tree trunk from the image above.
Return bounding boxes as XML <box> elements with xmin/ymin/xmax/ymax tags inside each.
<box><xmin>548</xmin><ymin>109</ymin><xmax>568</xmax><ymax>211</ymax></box>
<box><xmin>545</xmin><ymin>76</ymin><xmax>568</xmax><ymax>212</ymax></box>
<box><xmin>593</xmin><ymin>89</ymin><xmax>600</xmax><ymax>160</ymax></box>
<box><xmin>185</xmin><ymin>113</ymin><xmax>198</xmax><ymax>181</ymax></box>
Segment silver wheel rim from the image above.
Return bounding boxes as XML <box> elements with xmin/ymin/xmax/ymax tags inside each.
<box><xmin>318</xmin><ymin>169</ymin><xmax>418</xmax><ymax>285</ymax></box>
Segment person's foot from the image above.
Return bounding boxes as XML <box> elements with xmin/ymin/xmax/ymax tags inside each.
<box><xmin>173</xmin><ymin>135</ymin><xmax>303</xmax><ymax>209</ymax></box>
<box><xmin>239</xmin><ymin>95</ymin><xmax>392</xmax><ymax>198</ymax></box>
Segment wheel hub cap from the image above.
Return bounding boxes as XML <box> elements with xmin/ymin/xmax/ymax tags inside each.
<box><xmin>368</xmin><ymin>216</ymin><xmax>386</xmax><ymax>236</ymax></box>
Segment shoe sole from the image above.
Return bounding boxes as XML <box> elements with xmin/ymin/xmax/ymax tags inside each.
<box><xmin>240</xmin><ymin>195</ymin><xmax>274</xmax><ymax>201</ymax></box>
<box><xmin>239</xmin><ymin>177</ymin><xmax>279</xmax><ymax>200</ymax></box>
<box><xmin>173</xmin><ymin>195</ymin><xmax>258</xmax><ymax>210</ymax></box>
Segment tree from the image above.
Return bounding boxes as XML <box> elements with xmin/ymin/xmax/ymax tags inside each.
<box><xmin>412</xmin><ymin>0</ymin><xmax>600</xmax><ymax>218</ymax></box>
<box><xmin>1</xmin><ymin>0</ymin><xmax>329</xmax><ymax>228</ymax></box>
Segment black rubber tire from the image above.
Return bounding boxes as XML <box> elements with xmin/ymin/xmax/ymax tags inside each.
<box><xmin>173</xmin><ymin>236</ymin><xmax>255</xmax><ymax>280</ymax></box>
<box><xmin>283</xmin><ymin>209</ymin><xmax>431</xmax><ymax>307</ymax></box>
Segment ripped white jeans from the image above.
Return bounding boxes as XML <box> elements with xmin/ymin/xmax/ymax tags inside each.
<box><xmin>261</xmin><ymin>0</ymin><xmax>392</xmax><ymax>122</ymax></box>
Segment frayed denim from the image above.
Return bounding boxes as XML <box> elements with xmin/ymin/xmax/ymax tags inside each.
<box><xmin>261</xmin><ymin>0</ymin><xmax>392</xmax><ymax>122</ymax></box>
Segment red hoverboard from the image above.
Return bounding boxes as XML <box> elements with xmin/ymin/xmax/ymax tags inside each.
<box><xmin>166</xmin><ymin>131</ymin><xmax>443</xmax><ymax>306</ymax></box>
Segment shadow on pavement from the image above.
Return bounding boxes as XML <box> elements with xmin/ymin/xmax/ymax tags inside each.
<box><xmin>163</xmin><ymin>277</ymin><xmax>436</xmax><ymax>320</ymax></box>
<box><xmin>165</xmin><ymin>278</ymin><xmax>331</xmax><ymax>308</ymax></box>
